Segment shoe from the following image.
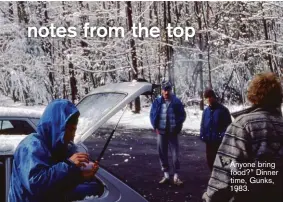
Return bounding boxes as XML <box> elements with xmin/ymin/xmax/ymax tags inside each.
<box><xmin>173</xmin><ymin>178</ymin><xmax>184</xmax><ymax>186</ymax></box>
<box><xmin>159</xmin><ymin>177</ymin><xmax>170</xmax><ymax>184</ymax></box>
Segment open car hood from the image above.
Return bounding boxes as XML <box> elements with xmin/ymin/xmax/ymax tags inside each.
<box><xmin>74</xmin><ymin>81</ymin><xmax>153</xmax><ymax>144</ymax></box>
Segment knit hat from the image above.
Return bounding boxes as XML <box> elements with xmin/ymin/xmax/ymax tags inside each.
<box><xmin>161</xmin><ymin>81</ymin><xmax>172</xmax><ymax>91</ymax></box>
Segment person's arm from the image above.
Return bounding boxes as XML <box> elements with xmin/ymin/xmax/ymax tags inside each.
<box><xmin>200</xmin><ymin>110</ymin><xmax>205</xmax><ymax>139</ymax></box>
<box><xmin>16</xmin><ymin>141</ymin><xmax>84</xmax><ymax>197</ymax></box>
<box><xmin>173</xmin><ymin>99</ymin><xmax>186</xmax><ymax>134</ymax></box>
<box><xmin>174</xmin><ymin>98</ymin><xmax>186</xmax><ymax>126</ymax></box>
<box><xmin>202</xmin><ymin>122</ymin><xmax>251</xmax><ymax>202</ymax></box>
<box><xmin>150</xmin><ymin>99</ymin><xmax>157</xmax><ymax>129</ymax></box>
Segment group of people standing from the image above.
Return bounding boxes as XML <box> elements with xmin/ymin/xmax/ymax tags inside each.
<box><xmin>150</xmin><ymin>72</ymin><xmax>283</xmax><ymax>202</ymax></box>
<box><xmin>7</xmin><ymin>71</ymin><xmax>283</xmax><ymax>202</ymax></box>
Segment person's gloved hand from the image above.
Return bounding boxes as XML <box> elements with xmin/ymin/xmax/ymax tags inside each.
<box><xmin>81</xmin><ymin>161</ymin><xmax>99</xmax><ymax>180</ymax></box>
<box><xmin>69</xmin><ymin>152</ymin><xmax>89</xmax><ymax>167</ymax></box>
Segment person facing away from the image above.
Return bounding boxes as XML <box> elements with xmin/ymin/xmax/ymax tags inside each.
<box><xmin>203</xmin><ymin>72</ymin><xmax>283</xmax><ymax>202</ymax></box>
<box><xmin>150</xmin><ymin>81</ymin><xmax>186</xmax><ymax>186</ymax></box>
<box><xmin>200</xmin><ymin>89</ymin><xmax>232</xmax><ymax>171</ymax></box>
<box><xmin>9</xmin><ymin>99</ymin><xmax>100</xmax><ymax>202</ymax></box>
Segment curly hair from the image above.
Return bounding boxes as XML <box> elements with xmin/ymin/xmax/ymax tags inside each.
<box><xmin>247</xmin><ymin>72</ymin><xmax>282</xmax><ymax>107</ymax></box>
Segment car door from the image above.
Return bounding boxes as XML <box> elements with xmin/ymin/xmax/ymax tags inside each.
<box><xmin>0</xmin><ymin>117</ymin><xmax>37</xmax><ymax>202</ymax></box>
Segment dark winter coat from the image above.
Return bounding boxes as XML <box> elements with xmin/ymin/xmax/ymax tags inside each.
<box><xmin>150</xmin><ymin>95</ymin><xmax>186</xmax><ymax>135</ymax></box>
<box><xmin>200</xmin><ymin>102</ymin><xmax>232</xmax><ymax>143</ymax></box>
<box><xmin>9</xmin><ymin>99</ymin><xmax>83</xmax><ymax>202</ymax></box>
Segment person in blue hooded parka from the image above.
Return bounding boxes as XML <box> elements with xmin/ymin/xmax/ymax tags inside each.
<box><xmin>9</xmin><ymin>99</ymin><xmax>100</xmax><ymax>202</ymax></box>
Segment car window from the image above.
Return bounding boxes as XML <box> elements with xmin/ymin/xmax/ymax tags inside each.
<box><xmin>1</xmin><ymin>120</ymin><xmax>13</xmax><ymax>130</ymax></box>
<box><xmin>0</xmin><ymin>120</ymin><xmax>35</xmax><ymax>135</ymax></box>
<box><xmin>76</xmin><ymin>93</ymin><xmax>126</xmax><ymax>137</ymax></box>
<box><xmin>30</xmin><ymin>118</ymin><xmax>40</xmax><ymax>126</ymax></box>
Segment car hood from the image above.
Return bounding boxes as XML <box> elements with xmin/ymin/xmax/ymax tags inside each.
<box><xmin>74</xmin><ymin>81</ymin><xmax>153</xmax><ymax>144</ymax></box>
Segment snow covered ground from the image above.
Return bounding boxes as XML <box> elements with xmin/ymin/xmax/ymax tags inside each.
<box><xmin>0</xmin><ymin>94</ymin><xmax>248</xmax><ymax>134</ymax></box>
<box><xmin>105</xmin><ymin>104</ymin><xmax>248</xmax><ymax>134</ymax></box>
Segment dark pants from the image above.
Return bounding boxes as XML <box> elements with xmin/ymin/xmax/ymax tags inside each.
<box><xmin>206</xmin><ymin>142</ymin><xmax>221</xmax><ymax>171</ymax></box>
<box><xmin>157</xmin><ymin>134</ymin><xmax>180</xmax><ymax>173</ymax></box>
<box><xmin>66</xmin><ymin>181</ymin><xmax>102</xmax><ymax>201</ymax></box>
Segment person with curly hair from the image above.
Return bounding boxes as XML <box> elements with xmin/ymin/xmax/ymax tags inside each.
<box><xmin>202</xmin><ymin>72</ymin><xmax>283</xmax><ymax>202</ymax></box>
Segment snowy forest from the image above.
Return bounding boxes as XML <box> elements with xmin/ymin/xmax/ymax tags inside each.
<box><xmin>0</xmin><ymin>1</ymin><xmax>283</xmax><ymax>110</ymax></box>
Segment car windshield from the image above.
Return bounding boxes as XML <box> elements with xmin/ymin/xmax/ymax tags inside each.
<box><xmin>76</xmin><ymin>92</ymin><xmax>126</xmax><ymax>138</ymax></box>
<box><xmin>30</xmin><ymin>118</ymin><xmax>40</xmax><ymax>126</ymax></box>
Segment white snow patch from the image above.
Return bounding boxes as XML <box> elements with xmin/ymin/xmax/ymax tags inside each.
<box><xmin>0</xmin><ymin>106</ymin><xmax>44</xmax><ymax>118</ymax></box>
<box><xmin>0</xmin><ymin>135</ymin><xmax>27</xmax><ymax>155</ymax></box>
<box><xmin>73</xmin><ymin>194</ymin><xmax>99</xmax><ymax>201</ymax></box>
<box><xmin>113</xmin><ymin>153</ymin><xmax>130</xmax><ymax>157</ymax></box>
<box><xmin>105</xmin><ymin>104</ymin><xmax>254</xmax><ymax>134</ymax></box>
<box><xmin>0</xmin><ymin>97</ymin><xmax>259</xmax><ymax>137</ymax></box>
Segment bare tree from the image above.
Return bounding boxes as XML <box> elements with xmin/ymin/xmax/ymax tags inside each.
<box><xmin>126</xmin><ymin>1</ymin><xmax>141</xmax><ymax>113</ymax></box>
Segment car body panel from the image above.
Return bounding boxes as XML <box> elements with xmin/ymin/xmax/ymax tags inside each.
<box><xmin>75</xmin><ymin>82</ymin><xmax>152</xmax><ymax>144</ymax></box>
<box><xmin>0</xmin><ymin>81</ymin><xmax>152</xmax><ymax>202</ymax></box>
<box><xmin>0</xmin><ymin>106</ymin><xmax>44</xmax><ymax>119</ymax></box>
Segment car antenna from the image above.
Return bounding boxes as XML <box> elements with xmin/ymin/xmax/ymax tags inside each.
<box><xmin>96</xmin><ymin>105</ymin><xmax>128</xmax><ymax>163</ymax></box>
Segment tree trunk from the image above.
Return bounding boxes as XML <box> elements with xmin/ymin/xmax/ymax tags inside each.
<box><xmin>17</xmin><ymin>2</ymin><xmax>29</xmax><ymax>24</ymax></box>
<box><xmin>153</xmin><ymin>2</ymin><xmax>161</xmax><ymax>84</ymax></box>
<box><xmin>263</xmin><ymin>18</ymin><xmax>274</xmax><ymax>73</ymax></box>
<box><xmin>167</xmin><ymin>1</ymin><xmax>175</xmax><ymax>93</ymax></box>
<box><xmin>195</xmin><ymin>2</ymin><xmax>204</xmax><ymax>110</ymax></box>
<box><xmin>79</xmin><ymin>1</ymin><xmax>90</xmax><ymax>94</ymax></box>
<box><xmin>8</xmin><ymin>2</ymin><xmax>13</xmax><ymax>22</ymax></box>
<box><xmin>126</xmin><ymin>1</ymin><xmax>140</xmax><ymax>113</ymax></box>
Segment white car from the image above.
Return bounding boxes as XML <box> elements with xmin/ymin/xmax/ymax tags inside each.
<box><xmin>0</xmin><ymin>81</ymin><xmax>154</xmax><ymax>202</ymax></box>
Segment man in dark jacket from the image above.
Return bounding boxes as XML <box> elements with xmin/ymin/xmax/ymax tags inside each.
<box><xmin>150</xmin><ymin>81</ymin><xmax>186</xmax><ymax>185</ymax></box>
<box><xmin>9</xmin><ymin>99</ymin><xmax>100</xmax><ymax>202</ymax></box>
<box><xmin>203</xmin><ymin>72</ymin><xmax>283</xmax><ymax>202</ymax></box>
<box><xmin>200</xmin><ymin>89</ymin><xmax>232</xmax><ymax>171</ymax></box>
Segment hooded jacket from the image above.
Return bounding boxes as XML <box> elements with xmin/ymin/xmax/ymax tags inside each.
<box><xmin>9</xmin><ymin>99</ymin><xmax>83</xmax><ymax>202</ymax></box>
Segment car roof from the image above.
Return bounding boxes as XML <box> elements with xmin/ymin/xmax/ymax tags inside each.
<box><xmin>0</xmin><ymin>106</ymin><xmax>44</xmax><ymax>119</ymax></box>
<box><xmin>86</xmin><ymin>81</ymin><xmax>152</xmax><ymax>95</ymax></box>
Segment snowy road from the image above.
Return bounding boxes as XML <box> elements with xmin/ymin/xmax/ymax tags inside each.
<box><xmin>84</xmin><ymin>128</ymin><xmax>210</xmax><ymax>202</ymax></box>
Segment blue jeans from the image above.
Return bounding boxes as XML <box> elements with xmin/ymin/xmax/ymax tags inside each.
<box><xmin>157</xmin><ymin>134</ymin><xmax>180</xmax><ymax>173</ymax></box>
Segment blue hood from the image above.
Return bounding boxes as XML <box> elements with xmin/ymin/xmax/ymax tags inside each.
<box><xmin>9</xmin><ymin>99</ymin><xmax>83</xmax><ymax>202</ymax></box>
<box><xmin>36</xmin><ymin>99</ymin><xmax>79</xmax><ymax>152</ymax></box>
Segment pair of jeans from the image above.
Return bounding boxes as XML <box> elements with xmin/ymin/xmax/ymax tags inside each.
<box><xmin>157</xmin><ymin>134</ymin><xmax>180</xmax><ymax>173</ymax></box>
